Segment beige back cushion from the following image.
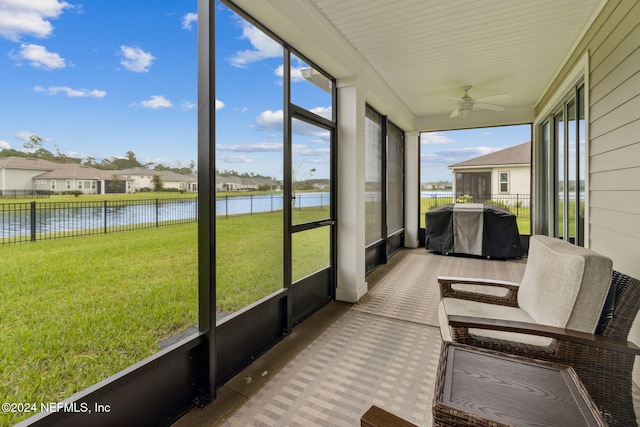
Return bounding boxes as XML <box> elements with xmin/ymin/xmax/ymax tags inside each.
<box><xmin>517</xmin><ymin>235</ymin><xmax>612</xmax><ymax>333</ymax></box>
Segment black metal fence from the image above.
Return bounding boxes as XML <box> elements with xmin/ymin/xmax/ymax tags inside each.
<box><xmin>421</xmin><ymin>193</ymin><xmax>531</xmax><ymax>220</ymax></box>
<box><xmin>0</xmin><ymin>189</ymin><xmax>51</xmax><ymax>199</ymax></box>
<box><xmin>1</xmin><ymin>198</ymin><xmax>197</xmax><ymax>245</ymax></box>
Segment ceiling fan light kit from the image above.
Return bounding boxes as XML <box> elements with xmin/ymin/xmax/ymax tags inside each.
<box><xmin>449</xmin><ymin>85</ymin><xmax>509</xmax><ymax>122</ymax></box>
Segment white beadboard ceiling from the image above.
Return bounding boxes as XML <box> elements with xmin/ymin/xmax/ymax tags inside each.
<box><xmin>231</xmin><ymin>0</ymin><xmax>604</xmax><ymax>130</ymax></box>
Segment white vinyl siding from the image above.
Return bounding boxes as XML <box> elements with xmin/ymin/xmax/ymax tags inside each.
<box><xmin>587</xmin><ymin>0</ymin><xmax>640</xmax><ymax>276</ymax></box>
<box><xmin>536</xmin><ymin>0</ymin><xmax>640</xmax><ymax>384</ymax></box>
<box><xmin>488</xmin><ymin>166</ymin><xmax>530</xmax><ymax>196</ymax></box>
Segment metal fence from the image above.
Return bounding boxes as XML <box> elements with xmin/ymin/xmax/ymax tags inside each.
<box><xmin>0</xmin><ymin>193</ymin><xmax>333</xmax><ymax>244</ymax></box>
<box><xmin>1</xmin><ymin>198</ymin><xmax>197</xmax><ymax>245</ymax></box>
<box><xmin>420</xmin><ymin>193</ymin><xmax>531</xmax><ymax>220</ymax></box>
<box><xmin>0</xmin><ymin>189</ymin><xmax>51</xmax><ymax>199</ymax></box>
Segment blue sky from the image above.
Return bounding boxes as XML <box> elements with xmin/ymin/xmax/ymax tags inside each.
<box><xmin>0</xmin><ymin>0</ymin><xmax>198</xmax><ymax>167</ymax></box>
<box><xmin>215</xmin><ymin>2</ymin><xmax>332</xmax><ymax>181</ymax></box>
<box><xmin>421</xmin><ymin>124</ymin><xmax>531</xmax><ymax>182</ymax></box>
<box><xmin>0</xmin><ymin>0</ymin><xmax>529</xmax><ymax>181</ymax></box>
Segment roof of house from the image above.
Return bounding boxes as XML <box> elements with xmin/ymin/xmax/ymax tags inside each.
<box><xmin>448</xmin><ymin>141</ymin><xmax>531</xmax><ymax>169</ymax></box>
<box><xmin>0</xmin><ymin>156</ymin><xmax>59</xmax><ymax>171</ymax></box>
<box><xmin>35</xmin><ymin>163</ymin><xmax>117</xmax><ymax>180</ymax></box>
<box><xmin>116</xmin><ymin>167</ymin><xmax>198</xmax><ymax>182</ymax></box>
<box><xmin>215</xmin><ymin>175</ymin><xmax>279</xmax><ymax>186</ymax></box>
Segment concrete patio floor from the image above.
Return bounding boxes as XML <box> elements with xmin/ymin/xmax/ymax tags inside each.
<box><xmin>174</xmin><ymin>248</ymin><xmax>640</xmax><ymax>426</ymax></box>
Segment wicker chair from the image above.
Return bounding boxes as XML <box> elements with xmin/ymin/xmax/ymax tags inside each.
<box><xmin>438</xmin><ymin>240</ymin><xmax>640</xmax><ymax>426</ymax></box>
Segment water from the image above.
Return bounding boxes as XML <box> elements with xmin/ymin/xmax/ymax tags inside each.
<box><xmin>0</xmin><ymin>200</ymin><xmax>198</xmax><ymax>238</ymax></box>
<box><xmin>1</xmin><ymin>194</ymin><xmax>331</xmax><ymax>238</ymax></box>
<box><xmin>216</xmin><ymin>192</ymin><xmax>329</xmax><ymax>216</ymax></box>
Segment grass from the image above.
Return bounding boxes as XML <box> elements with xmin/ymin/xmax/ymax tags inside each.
<box><xmin>0</xmin><ymin>224</ymin><xmax>198</xmax><ymax>426</ymax></box>
<box><xmin>0</xmin><ymin>207</ymin><xmax>332</xmax><ymax>424</ymax></box>
<box><xmin>0</xmin><ymin>191</ymin><xmax>197</xmax><ymax>205</ymax></box>
<box><xmin>215</xmin><ymin>207</ymin><xmax>331</xmax><ymax>312</ymax></box>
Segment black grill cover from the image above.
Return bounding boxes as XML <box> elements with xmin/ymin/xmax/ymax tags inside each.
<box><xmin>424</xmin><ymin>205</ymin><xmax>454</xmax><ymax>253</ymax></box>
<box><xmin>425</xmin><ymin>203</ymin><xmax>523</xmax><ymax>259</ymax></box>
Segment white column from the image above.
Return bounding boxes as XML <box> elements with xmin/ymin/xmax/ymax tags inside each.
<box><xmin>404</xmin><ymin>131</ymin><xmax>420</xmax><ymax>248</ymax></box>
<box><xmin>335</xmin><ymin>77</ymin><xmax>368</xmax><ymax>303</ymax></box>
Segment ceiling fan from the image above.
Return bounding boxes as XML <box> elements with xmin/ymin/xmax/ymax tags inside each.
<box><xmin>449</xmin><ymin>85</ymin><xmax>510</xmax><ymax>119</ymax></box>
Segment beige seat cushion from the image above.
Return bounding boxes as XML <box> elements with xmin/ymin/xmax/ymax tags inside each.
<box><xmin>438</xmin><ymin>297</ymin><xmax>553</xmax><ymax>347</ymax></box>
<box><xmin>517</xmin><ymin>236</ymin><xmax>612</xmax><ymax>333</ymax></box>
<box><xmin>438</xmin><ymin>235</ymin><xmax>613</xmax><ymax>347</ymax></box>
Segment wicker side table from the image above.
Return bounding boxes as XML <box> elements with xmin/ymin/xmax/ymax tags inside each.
<box><xmin>433</xmin><ymin>342</ymin><xmax>607</xmax><ymax>427</ymax></box>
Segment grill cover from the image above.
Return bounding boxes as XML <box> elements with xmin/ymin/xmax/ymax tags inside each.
<box><xmin>425</xmin><ymin>203</ymin><xmax>523</xmax><ymax>259</ymax></box>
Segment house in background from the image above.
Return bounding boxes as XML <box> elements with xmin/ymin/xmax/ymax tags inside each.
<box><xmin>35</xmin><ymin>163</ymin><xmax>132</xmax><ymax>194</ymax></box>
<box><xmin>0</xmin><ymin>156</ymin><xmax>131</xmax><ymax>195</ymax></box>
<box><xmin>115</xmin><ymin>167</ymin><xmax>198</xmax><ymax>192</ymax></box>
<box><xmin>449</xmin><ymin>141</ymin><xmax>531</xmax><ymax>205</ymax></box>
<box><xmin>215</xmin><ymin>174</ymin><xmax>281</xmax><ymax>191</ymax></box>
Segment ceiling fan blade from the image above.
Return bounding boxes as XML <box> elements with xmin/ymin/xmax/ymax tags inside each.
<box><xmin>449</xmin><ymin>108</ymin><xmax>460</xmax><ymax>118</ymax></box>
<box><xmin>475</xmin><ymin>93</ymin><xmax>510</xmax><ymax>103</ymax></box>
<box><xmin>447</xmin><ymin>96</ymin><xmax>462</xmax><ymax>102</ymax></box>
<box><xmin>474</xmin><ymin>102</ymin><xmax>505</xmax><ymax>112</ymax></box>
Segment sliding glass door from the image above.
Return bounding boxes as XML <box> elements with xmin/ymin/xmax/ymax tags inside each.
<box><xmin>539</xmin><ymin>81</ymin><xmax>586</xmax><ymax>246</ymax></box>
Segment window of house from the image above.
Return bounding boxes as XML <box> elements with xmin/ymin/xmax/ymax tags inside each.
<box><xmin>499</xmin><ymin>172</ymin><xmax>509</xmax><ymax>193</ymax></box>
<box><xmin>51</xmin><ymin>180</ymin><xmax>56</xmax><ymax>190</ymax></box>
<box><xmin>537</xmin><ymin>80</ymin><xmax>585</xmax><ymax>246</ymax></box>
<box><xmin>66</xmin><ymin>180</ymin><xmax>72</xmax><ymax>190</ymax></box>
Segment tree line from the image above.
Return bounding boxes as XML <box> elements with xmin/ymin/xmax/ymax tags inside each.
<box><xmin>0</xmin><ymin>135</ymin><xmax>196</xmax><ymax>175</ymax></box>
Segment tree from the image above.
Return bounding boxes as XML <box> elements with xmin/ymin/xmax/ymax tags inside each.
<box><xmin>23</xmin><ymin>135</ymin><xmax>43</xmax><ymax>151</ymax></box>
<box><xmin>108</xmin><ymin>175</ymin><xmax>123</xmax><ymax>193</ymax></box>
<box><xmin>151</xmin><ymin>175</ymin><xmax>164</xmax><ymax>191</ymax></box>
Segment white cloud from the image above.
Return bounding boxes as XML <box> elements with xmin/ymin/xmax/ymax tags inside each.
<box><xmin>34</xmin><ymin>85</ymin><xmax>106</xmax><ymax>98</ymax></box>
<box><xmin>438</xmin><ymin>146</ymin><xmax>500</xmax><ymax>158</ymax></box>
<box><xmin>293</xmin><ymin>147</ymin><xmax>330</xmax><ymax>156</ymax></box>
<box><xmin>215</xmin><ymin>99</ymin><xmax>224</xmax><ymax>110</ymax></box>
<box><xmin>220</xmin><ymin>154</ymin><xmax>253</xmax><ymax>163</ymax></box>
<box><xmin>132</xmin><ymin>95</ymin><xmax>172</xmax><ymax>109</ymax></box>
<box><xmin>274</xmin><ymin>64</ymin><xmax>306</xmax><ymax>83</ymax></box>
<box><xmin>182</xmin><ymin>12</ymin><xmax>197</xmax><ymax>30</ymax></box>
<box><xmin>0</xmin><ymin>139</ymin><xmax>10</xmax><ymax>149</ymax></box>
<box><xmin>14</xmin><ymin>130</ymin><xmax>34</xmax><ymax>141</ymax></box>
<box><xmin>119</xmin><ymin>45</ymin><xmax>155</xmax><ymax>72</ymax></box>
<box><xmin>421</xmin><ymin>132</ymin><xmax>455</xmax><ymax>145</ymax></box>
<box><xmin>309</xmin><ymin>106</ymin><xmax>332</xmax><ymax>121</ymax></box>
<box><xmin>12</xmin><ymin>43</ymin><xmax>65</xmax><ymax>69</ymax></box>
<box><xmin>180</xmin><ymin>100</ymin><xmax>196</xmax><ymax>111</ymax></box>
<box><xmin>0</xmin><ymin>0</ymin><xmax>70</xmax><ymax>41</ymax></box>
<box><xmin>255</xmin><ymin>109</ymin><xmax>283</xmax><ymax>130</ymax></box>
<box><xmin>254</xmin><ymin>108</ymin><xmax>331</xmax><ymax>139</ymax></box>
<box><xmin>423</xmin><ymin>146</ymin><xmax>501</xmax><ymax>168</ymax></box>
<box><xmin>229</xmin><ymin>20</ymin><xmax>281</xmax><ymax>68</ymax></box>
<box><xmin>217</xmin><ymin>142</ymin><xmax>282</xmax><ymax>153</ymax></box>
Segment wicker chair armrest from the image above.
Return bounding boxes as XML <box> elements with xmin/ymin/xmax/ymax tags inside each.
<box><xmin>438</xmin><ymin>276</ymin><xmax>520</xmax><ymax>306</ymax></box>
<box><xmin>448</xmin><ymin>315</ymin><xmax>640</xmax><ymax>355</ymax></box>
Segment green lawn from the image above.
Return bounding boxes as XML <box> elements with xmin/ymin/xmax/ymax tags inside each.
<box><xmin>0</xmin><ymin>207</ymin><xmax>332</xmax><ymax>425</ymax></box>
<box><xmin>0</xmin><ymin>191</ymin><xmax>197</xmax><ymax>205</ymax></box>
<box><xmin>0</xmin><ymin>224</ymin><xmax>198</xmax><ymax>426</ymax></box>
